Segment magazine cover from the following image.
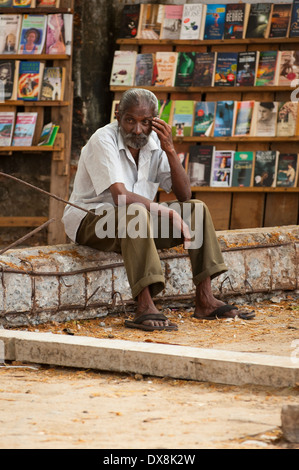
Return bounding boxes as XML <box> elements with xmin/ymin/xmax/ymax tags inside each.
<box><xmin>276</xmin><ymin>153</ymin><xmax>298</xmax><ymax>187</ymax></box>
<box><xmin>160</xmin><ymin>4</ymin><xmax>184</xmax><ymax>40</ymax></box>
<box><xmin>192</xmin><ymin>52</ymin><xmax>216</xmax><ymax>87</ymax></box>
<box><xmin>175</xmin><ymin>52</ymin><xmax>196</xmax><ymax>87</ymax></box>
<box><xmin>232</xmin><ymin>151</ymin><xmax>254</xmax><ymax>187</ymax></box>
<box><xmin>11</xmin><ymin>112</ymin><xmax>37</xmax><ymax>146</ymax></box>
<box><xmin>214</xmin><ymin>52</ymin><xmax>238</xmax><ymax>87</ymax></box>
<box><xmin>252</xmin><ymin>101</ymin><xmax>278</xmax><ymax>137</ymax></box>
<box><xmin>193</xmin><ymin>101</ymin><xmax>215</xmax><ymax>136</ymax></box>
<box><xmin>276</xmin><ymin>101</ymin><xmax>298</xmax><ymax>137</ymax></box>
<box><xmin>119</xmin><ymin>4</ymin><xmax>140</xmax><ymax>39</ymax></box>
<box><xmin>0</xmin><ymin>59</ymin><xmax>18</xmax><ymax>100</ymax></box>
<box><xmin>18</xmin><ymin>14</ymin><xmax>47</xmax><ymax>54</ymax></box>
<box><xmin>236</xmin><ymin>51</ymin><xmax>257</xmax><ymax>87</ymax></box>
<box><xmin>135</xmin><ymin>54</ymin><xmax>154</xmax><ymax>87</ymax></box>
<box><xmin>253</xmin><ymin>151</ymin><xmax>278</xmax><ymax>187</ymax></box>
<box><xmin>110</xmin><ymin>50</ymin><xmax>137</xmax><ymax>87</ymax></box>
<box><xmin>0</xmin><ymin>111</ymin><xmax>15</xmax><ymax>146</ymax></box>
<box><xmin>187</xmin><ymin>145</ymin><xmax>214</xmax><ymax>187</ymax></box>
<box><xmin>17</xmin><ymin>61</ymin><xmax>44</xmax><ymax>100</ymax></box>
<box><xmin>0</xmin><ymin>14</ymin><xmax>22</xmax><ymax>54</ymax></box>
<box><xmin>211</xmin><ymin>150</ymin><xmax>234</xmax><ymax>187</ymax></box>
<box><xmin>233</xmin><ymin>101</ymin><xmax>254</xmax><ymax>136</ymax></box>
<box><xmin>214</xmin><ymin>101</ymin><xmax>235</xmax><ymax>137</ymax></box>
<box><xmin>171</xmin><ymin>100</ymin><xmax>194</xmax><ymax>137</ymax></box>
<box><xmin>204</xmin><ymin>4</ymin><xmax>226</xmax><ymax>40</ymax></box>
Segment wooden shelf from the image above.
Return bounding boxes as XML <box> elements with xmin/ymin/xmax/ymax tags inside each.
<box><xmin>111</xmin><ymin>85</ymin><xmax>295</xmax><ymax>93</ymax></box>
<box><xmin>0</xmin><ymin>217</ymin><xmax>48</xmax><ymax>228</ymax></box>
<box><xmin>0</xmin><ymin>8</ymin><xmax>73</xmax><ymax>14</ymax></box>
<box><xmin>0</xmin><ymin>54</ymin><xmax>70</xmax><ymax>60</ymax></box>
<box><xmin>117</xmin><ymin>37</ymin><xmax>299</xmax><ymax>46</ymax></box>
<box><xmin>0</xmin><ymin>100</ymin><xmax>69</xmax><ymax>107</ymax></box>
<box><xmin>159</xmin><ymin>187</ymin><xmax>299</xmax><ymax>193</ymax></box>
<box><xmin>174</xmin><ymin>136</ymin><xmax>299</xmax><ymax>143</ymax></box>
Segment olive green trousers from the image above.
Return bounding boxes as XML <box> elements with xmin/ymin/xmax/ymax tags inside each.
<box><xmin>76</xmin><ymin>199</ymin><xmax>227</xmax><ymax>300</ymax></box>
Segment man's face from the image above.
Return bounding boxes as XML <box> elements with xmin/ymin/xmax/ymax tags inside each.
<box><xmin>117</xmin><ymin>103</ymin><xmax>153</xmax><ymax>150</ymax></box>
<box><xmin>259</xmin><ymin>106</ymin><xmax>271</xmax><ymax>121</ymax></box>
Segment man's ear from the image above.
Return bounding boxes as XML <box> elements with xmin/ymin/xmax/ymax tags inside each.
<box><xmin>115</xmin><ymin>111</ymin><xmax>121</xmax><ymax>124</ymax></box>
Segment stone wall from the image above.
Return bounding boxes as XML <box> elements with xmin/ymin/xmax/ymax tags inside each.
<box><xmin>0</xmin><ymin>226</ymin><xmax>298</xmax><ymax>327</ymax></box>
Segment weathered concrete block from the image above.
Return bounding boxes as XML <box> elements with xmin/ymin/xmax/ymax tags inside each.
<box><xmin>34</xmin><ymin>275</ymin><xmax>59</xmax><ymax>310</ymax></box>
<box><xmin>2</xmin><ymin>273</ymin><xmax>32</xmax><ymax>314</ymax></box>
<box><xmin>86</xmin><ymin>270</ymin><xmax>112</xmax><ymax>305</ymax></box>
<box><xmin>270</xmin><ymin>244</ymin><xmax>297</xmax><ymax>291</ymax></box>
<box><xmin>244</xmin><ymin>249</ymin><xmax>272</xmax><ymax>293</ymax></box>
<box><xmin>112</xmin><ymin>266</ymin><xmax>131</xmax><ymax>301</ymax></box>
<box><xmin>161</xmin><ymin>256</ymin><xmax>193</xmax><ymax>297</ymax></box>
<box><xmin>213</xmin><ymin>251</ymin><xmax>246</xmax><ymax>296</ymax></box>
<box><xmin>59</xmin><ymin>274</ymin><xmax>86</xmax><ymax>308</ymax></box>
<box><xmin>281</xmin><ymin>405</ymin><xmax>299</xmax><ymax>443</ymax></box>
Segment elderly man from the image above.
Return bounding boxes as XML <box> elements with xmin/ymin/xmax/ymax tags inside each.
<box><xmin>62</xmin><ymin>89</ymin><xmax>254</xmax><ymax>331</ymax></box>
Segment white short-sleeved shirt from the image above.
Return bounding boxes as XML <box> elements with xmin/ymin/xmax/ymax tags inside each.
<box><xmin>62</xmin><ymin>122</ymin><xmax>173</xmax><ymax>242</ymax></box>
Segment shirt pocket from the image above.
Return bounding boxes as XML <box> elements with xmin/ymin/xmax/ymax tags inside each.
<box><xmin>133</xmin><ymin>179</ymin><xmax>159</xmax><ymax>201</ymax></box>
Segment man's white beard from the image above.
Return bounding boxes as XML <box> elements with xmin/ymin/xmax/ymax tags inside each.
<box><xmin>120</xmin><ymin>127</ymin><xmax>150</xmax><ymax>149</ymax></box>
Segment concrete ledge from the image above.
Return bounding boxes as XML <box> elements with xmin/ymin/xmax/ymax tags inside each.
<box><xmin>0</xmin><ymin>225</ymin><xmax>298</xmax><ymax>326</ymax></box>
<box><xmin>0</xmin><ymin>329</ymin><xmax>298</xmax><ymax>388</ymax></box>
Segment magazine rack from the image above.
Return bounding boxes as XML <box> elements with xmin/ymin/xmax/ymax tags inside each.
<box><xmin>0</xmin><ymin>0</ymin><xmax>74</xmax><ymax>244</ymax></box>
<box><xmin>111</xmin><ymin>35</ymin><xmax>299</xmax><ymax>231</ymax></box>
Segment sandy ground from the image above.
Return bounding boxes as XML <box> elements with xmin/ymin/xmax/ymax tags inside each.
<box><xmin>0</xmin><ymin>298</ymin><xmax>298</xmax><ymax>450</ymax></box>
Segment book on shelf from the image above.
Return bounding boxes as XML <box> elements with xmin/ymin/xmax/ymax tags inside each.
<box><xmin>0</xmin><ymin>59</ymin><xmax>19</xmax><ymax>100</ymax></box>
<box><xmin>255</xmin><ymin>50</ymin><xmax>280</xmax><ymax>86</ymax></box>
<box><xmin>187</xmin><ymin>145</ymin><xmax>214</xmax><ymax>187</ymax></box>
<box><xmin>203</xmin><ymin>4</ymin><xmax>226</xmax><ymax>40</ymax></box>
<box><xmin>231</xmin><ymin>151</ymin><xmax>254</xmax><ymax>187</ymax></box>
<box><xmin>18</xmin><ymin>14</ymin><xmax>47</xmax><ymax>54</ymax></box>
<box><xmin>193</xmin><ymin>101</ymin><xmax>215</xmax><ymax>137</ymax></box>
<box><xmin>289</xmin><ymin>1</ymin><xmax>299</xmax><ymax>38</ymax></box>
<box><xmin>245</xmin><ymin>3</ymin><xmax>272</xmax><ymax>39</ymax></box>
<box><xmin>214</xmin><ymin>100</ymin><xmax>235</xmax><ymax>137</ymax></box>
<box><xmin>192</xmin><ymin>52</ymin><xmax>216</xmax><ymax>87</ymax></box>
<box><xmin>0</xmin><ymin>14</ymin><xmax>22</xmax><ymax>54</ymax></box>
<box><xmin>174</xmin><ymin>52</ymin><xmax>196</xmax><ymax>87</ymax></box>
<box><xmin>251</xmin><ymin>101</ymin><xmax>278</xmax><ymax>137</ymax></box>
<box><xmin>17</xmin><ymin>60</ymin><xmax>44</xmax><ymax>100</ymax></box>
<box><xmin>110</xmin><ymin>50</ymin><xmax>137</xmax><ymax>87</ymax></box>
<box><xmin>38</xmin><ymin>121</ymin><xmax>59</xmax><ymax>146</ymax></box>
<box><xmin>214</xmin><ymin>51</ymin><xmax>238</xmax><ymax>87</ymax></box>
<box><xmin>158</xmin><ymin>99</ymin><xmax>173</xmax><ymax>124</ymax></box>
<box><xmin>177</xmin><ymin>151</ymin><xmax>188</xmax><ymax>172</ymax></box>
<box><xmin>110</xmin><ymin>99</ymin><xmax>119</xmax><ymax>123</ymax></box>
<box><xmin>276</xmin><ymin>101</ymin><xmax>299</xmax><ymax>137</ymax></box>
<box><xmin>36</xmin><ymin>0</ymin><xmax>60</xmax><ymax>6</ymax></box>
<box><xmin>211</xmin><ymin>150</ymin><xmax>234</xmax><ymax>187</ymax></box>
<box><xmin>13</xmin><ymin>0</ymin><xmax>36</xmax><ymax>6</ymax></box>
<box><xmin>171</xmin><ymin>100</ymin><xmax>195</xmax><ymax>138</ymax></box>
<box><xmin>119</xmin><ymin>3</ymin><xmax>140</xmax><ymax>39</ymax></box>
<box><xmin>160</xmin><ymin>4</ymin><xmax>184</xmax><ymax>40</ymax></box>
<box><xmin>137</xmin><ymin>4</ymin><xmax>164</xmax><ymax>40</ymax></box>
<box><xmin>223</xmin><ymin>3</ymin><xmax>250</xmax><ymax>39</ymax></box>
<box><xmin>276</xmin><ymin>153</ymin><xmax>299</xmax><ymax>187</ymax></box>
<box><xmin>45</xmin><ymin>124</ymin><xmax>58</xmax><ymax>145</ymax></box>
<box><xmin>134</xmin><ymin>53</ymin><xmax>154</xmax><ymax>87</ymax></box>
<box><xmin>40</xmin><ymin>66</ymin><xmax>65</xmax><ymax>101</ymax></box>
<box><xmin>268</xmin><ymin>3</ymin><xmax>292</xmax><ymax>38</ymax></box>
<box><xmin>0</xmin><ymin>111</ymin><xmax>15</xmax><ymax>146</ymax></box>
<box><xmin>179</xmin><ymin>3</ymin><xmax>207</xmax><ymax>41</ymax></box>
<box><xmin>11</xmin><ymin>111</ymin><xmax>37</xmax><ymax>146</ymax></box>
<box><xmin>233</xmin><ymin>100</ymin><xmax>254</xmax><ymax>136</ymax></box>
<box><xmin>253</xmin><ymin>150</ymin><xmax>278</xmax><ymax>187</ymax></box>
<box><xmin>278</xmin><ymin>50</ymin><xmax>299</xmax><ymax>86</ymax></box>
<box><xmin>46</xmin><ymin>13</ymin><xmax>71</xmax><ymax>55</ymax></box>
<box><xmin>152</xmin><ymin>51</ymin><xmax>178</xmax><ymax>87</ymax></box>
<box><xmin>236</xmin><ymin>51</ymin><xmax>258</xmax><ymax>87</ymax></box>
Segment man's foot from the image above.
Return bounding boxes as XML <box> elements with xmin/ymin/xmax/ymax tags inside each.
<box><xmin>125</xmin><ymin>307</ymin><xmax>178</xmax><ymax>331</ymax></box>
<box><xmin>193</xmin><ymin>277</ymin><xmax>255</xmax><ymax>320</ymax></box>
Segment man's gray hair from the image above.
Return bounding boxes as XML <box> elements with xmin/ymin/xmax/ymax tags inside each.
<box><xmin>118</xmin><ymin>88</ymin><xmax>158</xmax><ymax>117</ymax></box>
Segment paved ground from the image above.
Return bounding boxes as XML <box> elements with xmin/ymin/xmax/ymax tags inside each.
<box><xmin>0</xmin><ymin>297</ymin><xmax>298</xmax><ymax>450</ymax></box>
